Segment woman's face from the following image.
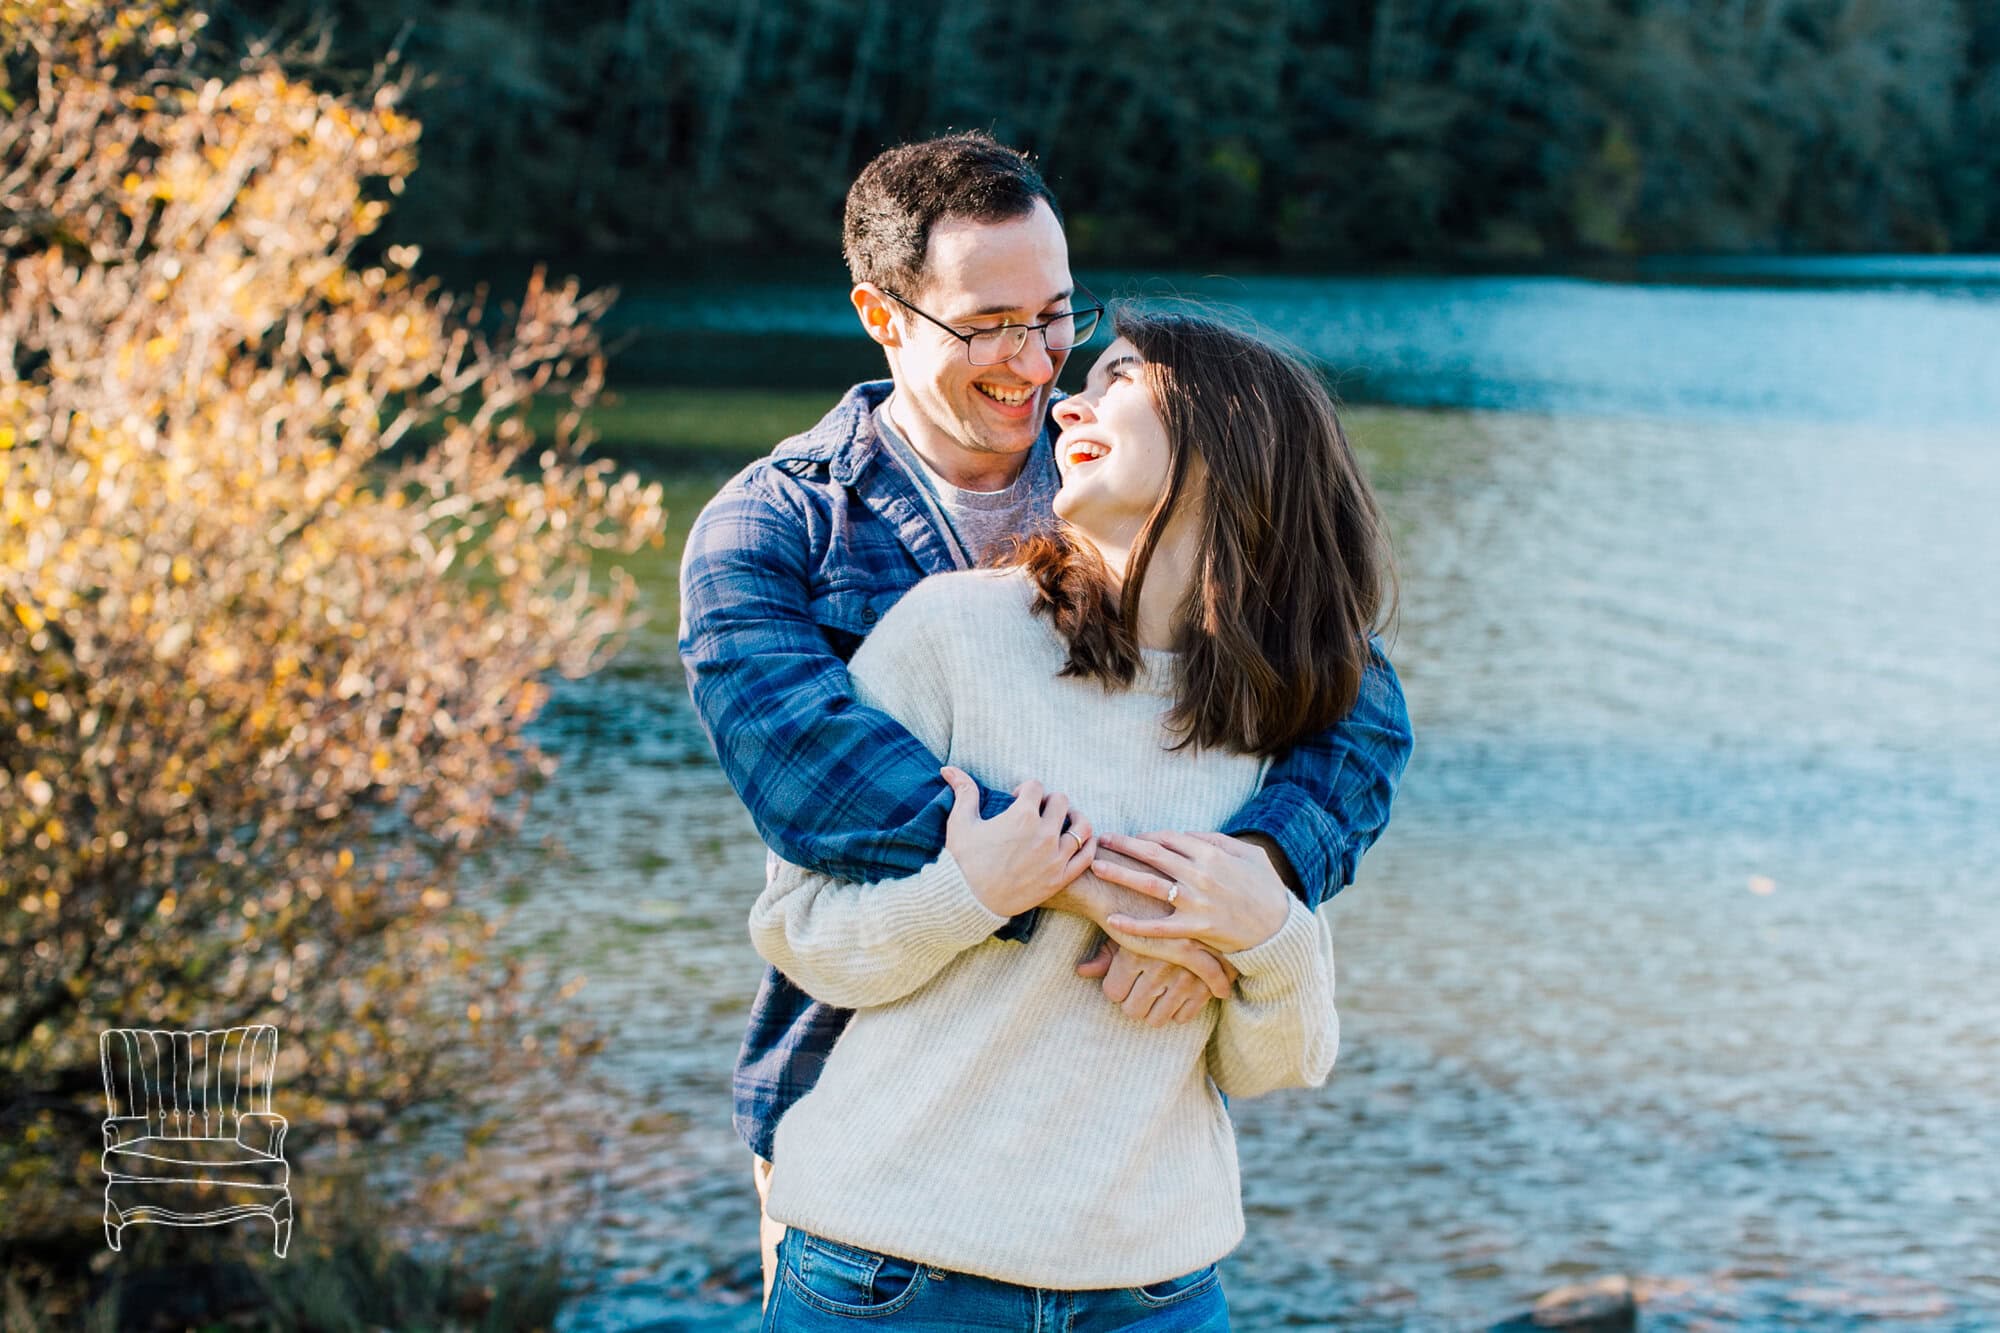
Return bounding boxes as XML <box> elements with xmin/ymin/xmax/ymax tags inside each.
<box><xmin>1050</xmin><ymin>338</ymin><xmax>1177</xmax><ymax>549</ymax></box>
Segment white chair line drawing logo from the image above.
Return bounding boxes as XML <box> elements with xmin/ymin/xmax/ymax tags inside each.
<box><xmin>100</xmin><ymin>1025</ymin><xmax>294</xmax><ymax>1256</ymax></box>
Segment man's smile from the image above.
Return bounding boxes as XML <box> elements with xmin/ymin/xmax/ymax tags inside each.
<box><xmin>974</xmin><ymin>382</ymin><xmax>1035</xmax><ymax>407</ymax></box>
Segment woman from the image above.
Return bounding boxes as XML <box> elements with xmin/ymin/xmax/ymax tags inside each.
<box><xmin>748</xmin><ymin>310</ymin><xmax>1394</xmax><ymax>1330</ymax></box>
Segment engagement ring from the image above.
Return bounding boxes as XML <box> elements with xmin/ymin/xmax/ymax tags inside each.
<box><xmin>1167</xmin><ymin>884</ymin><xmax>1180</xmax><ymax>905</ymax></box>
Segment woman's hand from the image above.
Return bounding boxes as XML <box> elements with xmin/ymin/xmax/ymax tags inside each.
<box><xmin>940</xmin><ymin>766</ymin><xmax>1097</xmax><ymax>917</ymax></box>
<box><xmin>1065</xmin><ymin>847</ymin><xmax>1240</xmax><ymax>999</ymax></box>
<box><xmin>1094</xmin><ymin>830</ymin><xmax>1292</xmax><ymax>955</ymax></box>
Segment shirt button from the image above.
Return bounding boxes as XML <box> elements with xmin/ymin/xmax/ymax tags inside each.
<box><xmin>861</xmin><ymin>607</ymin><xmax>878</xmax><ymax>624</ymax></box>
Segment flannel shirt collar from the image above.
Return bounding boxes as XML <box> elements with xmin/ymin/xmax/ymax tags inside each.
<box><xmin>771</xmin><ymin>379</ymin><xmax>894</xmax><ymax>485</ymax></box>
<box><xmin>771</xmin><ymin>378</ymin><xmax>1071</xmax><ymax>489</ymax></box>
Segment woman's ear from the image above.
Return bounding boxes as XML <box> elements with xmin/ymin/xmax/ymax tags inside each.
<box><xmin>851</xmin><ymin>286</ymin><xmax>901</xmax><ymax>349</ymax></box>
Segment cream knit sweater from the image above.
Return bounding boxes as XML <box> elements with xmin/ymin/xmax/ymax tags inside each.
<box><xmin>748</xmin><ymin>566</ymin><xmax>1339</xmax><ymax>1290</ymax></box>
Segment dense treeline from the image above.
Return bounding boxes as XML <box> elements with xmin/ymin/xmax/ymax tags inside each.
<box><xmin>198</xmin><ymin>0</ymin><xmax>1999</xmax><ymax>262</ymax></box>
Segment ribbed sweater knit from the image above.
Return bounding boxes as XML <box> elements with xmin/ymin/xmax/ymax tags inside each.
<box><xmin>747</xmin><ymin>566</ymin><xmax>1339</xmax><ymax>1290</ymax></box>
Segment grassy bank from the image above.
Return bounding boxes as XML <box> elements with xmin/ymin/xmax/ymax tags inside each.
<box><xmin>537</xmin><ymin>383</ymin><xmax>1442</xmax><ymax>482</ymax></box>
<box><xmin>528</xmin><ymin>387</ymin><xmax>839</xmax><ymax>465</ymax></box>
<box><xmin>413</xmin><ymin>383</ymin><xmax>1441</xmax><ymax>662</ymax></box>
<box><xmin>3</xmin><ymin>1208</ymin><xmax>566</xmax><ymax>1333</ymax></box>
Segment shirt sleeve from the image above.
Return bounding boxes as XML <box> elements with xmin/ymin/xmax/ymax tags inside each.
<box><xmin>748</xmin><ymin>848</ymin><xmax>1008</xmax><ymax>1009</ymax></box>
<box><xmin>678</xmin><ymin>477</ymin><xmax>1037</xmax><ymax>939</ymax></box>
<box><xmin>1203</xmin><ymin>897</ymin><xmax>1339</xmax><ymax>1099</ymax></box>
<box><xmin>1221</xmin><ymin>638</ymin><xmax>1414</xmax><ymax>909</ymax></box>
<box><xmin>745</xmin><ymin>577</ymin><xmax>1010</xmax><ymax>1006</ymax></box>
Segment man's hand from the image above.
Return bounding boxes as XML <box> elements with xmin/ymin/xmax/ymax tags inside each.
<box><xmin>939</xmin><ymin>766</ymin><xmax>1096</xmax><ymax>917</ymax></box>
<box><xmin>1075</xmin><ymin>940</ymin><xmax>1220</xmax><ymax>1025</ymax></box>
<box><xmin>1049</xmin><ymin>852</ymin><xmax>1240</xmax><ymax>997</ymax></box>
<box><xmin>1094</xmin><ymin>829</ymin><xmax>1293</xmax><ymax>954</ymax></box>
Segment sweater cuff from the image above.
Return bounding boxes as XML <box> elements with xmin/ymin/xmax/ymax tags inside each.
<box><xmin>914</xmin><ymin>849</ymin><xmax>1012</xmax><ymax>951</ymax></box>
<box><xmin>1221</xmin><ymin>896</ymin><xmax>1321</xmax><ymax>982</ymax></box>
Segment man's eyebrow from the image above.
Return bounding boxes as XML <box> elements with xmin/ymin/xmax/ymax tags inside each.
<box><xmin>951</xmin><ymin>288</ymin><xmax>1076</xmax><ymax>321</ymax></box>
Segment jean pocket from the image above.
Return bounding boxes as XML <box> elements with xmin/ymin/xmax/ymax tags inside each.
<box><xmin>1131</xmin><ymin>1260</ymin><xmax>1222</xmax><ymax>1309</ymax></box>
<box><xmin>784</xmin><ymin>1230</ymin><xmax>929</xmax><ymax>1317</ymax></box>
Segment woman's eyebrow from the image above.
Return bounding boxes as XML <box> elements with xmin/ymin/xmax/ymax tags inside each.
<box><xmin>1080</xmin><ymin>354</ymin><xmax>1138</xmax><ymax>393</ymax></box>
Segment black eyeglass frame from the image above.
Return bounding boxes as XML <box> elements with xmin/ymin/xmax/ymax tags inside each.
<box><xmin>877</xmin><ymin>287</ymin><xmax>1105</xmax><ymax>366</ymax></box>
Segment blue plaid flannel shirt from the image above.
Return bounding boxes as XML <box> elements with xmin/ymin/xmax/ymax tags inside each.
<box><xmin>677</xmin><ymin>380</ymin><xmax>1414</xmax><ymax>1161</ymax></box>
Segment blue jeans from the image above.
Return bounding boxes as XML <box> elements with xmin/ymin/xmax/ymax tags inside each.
<box><xmin>761</xmin><ymin>1227</ymin><xmax>1231</xmax><ymax>1331</ymax></box>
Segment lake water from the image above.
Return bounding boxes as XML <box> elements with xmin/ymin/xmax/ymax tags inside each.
<box><xmin>491</xmin><ymin>263</ymin><xmax>2000</xmax><ymax>1330</ymax></box>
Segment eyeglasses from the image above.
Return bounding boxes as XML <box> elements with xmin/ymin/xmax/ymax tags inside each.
<box><xmin>879</xmin><ymin>288</ymin><xmax>1103</xmax><ymax>366</ymax></box>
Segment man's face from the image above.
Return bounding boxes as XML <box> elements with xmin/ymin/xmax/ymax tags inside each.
<box><xmin>879</xmin><ymin>200</ymin><xmax>1074</xmax><ymax>461</ymax></box>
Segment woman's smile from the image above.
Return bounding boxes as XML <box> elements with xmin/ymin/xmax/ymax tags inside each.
<box><xmin>1060</xmin><ymin>435</ymin><xmax>1111</xmax><ymax>468</ymax></box>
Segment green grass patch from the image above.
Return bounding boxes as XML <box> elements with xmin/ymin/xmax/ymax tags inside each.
<box><xmin>368</xmin><ymin>386</ymin><xmax>1448</xmax><ymax>669</ymax></box>
<box><xmin>1</xmin><ymin>1180</ymin><xmax>568</xmax><ymax>1333</ymax></box>
<box><xmin>525</xmin><ymin>387</ymin><xmax>837</xmax><ymax>463</ymax></box>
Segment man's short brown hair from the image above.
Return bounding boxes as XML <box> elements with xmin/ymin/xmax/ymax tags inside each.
<box><xmin>842</xmin><ymin>132</ymin><xmax>1062</xmax><ymax>296</ymax></box>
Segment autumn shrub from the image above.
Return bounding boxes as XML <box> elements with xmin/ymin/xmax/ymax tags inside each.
<box><xmin>0</xmin><ymin>0</ymin><xmax>667</xmax><ymax>1301</ymax></box>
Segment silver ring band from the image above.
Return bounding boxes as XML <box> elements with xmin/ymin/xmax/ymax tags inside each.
<box><xmin>1166</xmin><ymin>884</ymin><xmax>1180</xmax><ymax>905</ymax></box>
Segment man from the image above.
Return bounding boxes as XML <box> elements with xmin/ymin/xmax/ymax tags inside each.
<box><xmin>676</xmin><ymin>132</ymin><xmax>1413</xmax><ymax>1306</ymax></box>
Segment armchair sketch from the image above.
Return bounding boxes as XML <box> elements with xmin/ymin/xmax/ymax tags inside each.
<box><xmin>100</xmin><ymin>1026</ymin><xmax>294</xmax><ymax>1256</ymax></box>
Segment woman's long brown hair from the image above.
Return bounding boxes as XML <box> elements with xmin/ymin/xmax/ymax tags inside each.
<box><xmin>992</xmin><ymin>309</ymin><xmax>1396</xmax><ymax>758</ymax></box>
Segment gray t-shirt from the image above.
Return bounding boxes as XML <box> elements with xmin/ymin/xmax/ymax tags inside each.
<box><xmin>874</xmin><ymin>399</ymin><xmax>1061</xmax><ymax>568</ymax></box>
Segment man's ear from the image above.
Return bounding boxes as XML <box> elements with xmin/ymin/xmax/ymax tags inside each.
<box><xmin>852</xmin><ymin>285</ymin><xmax>901</xmax><ymax>349</ymax></box>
